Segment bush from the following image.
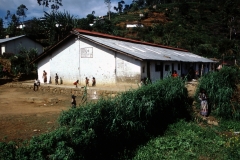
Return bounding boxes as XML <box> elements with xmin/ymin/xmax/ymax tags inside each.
<box><xmin>132</xmin><ymin>120</ymin><xmax>227</xmax><ymax>160</ymax></box>
<box><xmin>195</xmin><ymin>66</ymin><xmax>240</xmax><ymax>120</ymax></box>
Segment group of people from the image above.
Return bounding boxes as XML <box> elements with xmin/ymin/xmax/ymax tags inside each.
<box><xmin>73</xmin><ymin>77</ymin><xmax>96</xmax><ymax>88</ymax></box>
<box><xmin>42</xmin><ymin>70</ymin><xmax>60</xmax><ymax>85</ymax></box>
<box><xmin>71</xmin><ymin>77</ymin><xmax>96</xmax><ymax>108</ymax></box>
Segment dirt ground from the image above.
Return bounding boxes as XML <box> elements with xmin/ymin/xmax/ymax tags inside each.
<box><xmin>0</xmin><ymin>82</ymin><xmax>197</xmax><ymax>143</ymax></box>
<box><xmin>0</xmin><ymin>85</ymin><xmax>71</xmax><ymax>142</ymax></box>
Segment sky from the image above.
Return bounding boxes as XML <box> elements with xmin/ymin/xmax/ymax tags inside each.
<box><xmin>0</xmin><ymin>0</ymin><xmax>132</xmax><ymax>27</ymax></box>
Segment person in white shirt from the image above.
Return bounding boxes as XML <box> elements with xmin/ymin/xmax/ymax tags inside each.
<box><xmin>33</xmin><ymin>78</ymin><xmax>40</xmax><ymax>91</ymax></box>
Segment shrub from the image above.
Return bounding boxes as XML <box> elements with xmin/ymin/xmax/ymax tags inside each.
<box><xmin>132</xmin><ymin>120</ymin><xmax>226</xmax><ymax>160</ymax></box>
<box><xmin>195</xmin><ymin>66</ymin><xmax>240</xmax><ymax>120</ymax></box>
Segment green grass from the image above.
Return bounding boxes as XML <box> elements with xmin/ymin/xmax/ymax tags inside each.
<box><xmin>133</xmin><ymin>120</ymin><xmax>240</xmax><ymax>160</ymax></box>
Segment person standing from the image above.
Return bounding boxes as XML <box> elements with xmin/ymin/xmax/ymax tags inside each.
<box><xmin>199</xmin><ymin>88</ymin><xmax>208</xmax><ymax>116</ymax></box>
<box><xmin>85</xmin><ymin>77</ymin><xmax>89</xmax><ymax>87</ymax></box>
<box><xmin>71</xmin><ymin>95</ymin><xmax>76</xmax><ymax>108</ymax></box>
<box><xmin>92</xmin><ymin>77</ymin><xmax>96</xmax><ymax>86</ymax></box>
<box><xmin>55</xmin><ymin>73</ymin><xmax>59</xmax><ymax>85</ymax></box>
<box><xmin>42</xmin><ymin>70</ymin><xmax>47</xmax><ymax>84</ymax></box>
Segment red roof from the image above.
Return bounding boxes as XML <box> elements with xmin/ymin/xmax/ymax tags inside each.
<box><xmin>72</xmin><ymin>29</ymin><xmax>188</xmax><ymax>52</ymax></box>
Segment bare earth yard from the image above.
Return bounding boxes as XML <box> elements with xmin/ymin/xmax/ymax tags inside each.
<box><xmin>0</xmin><ymin>85</ymin><xmax>70</xmax><ymax>142</ymax></box>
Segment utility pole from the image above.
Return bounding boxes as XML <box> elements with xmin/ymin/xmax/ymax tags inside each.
<box><xmin>105</xmin><ymin>0</ymin><xmax>111</xmax><ymax>20</ymax></box>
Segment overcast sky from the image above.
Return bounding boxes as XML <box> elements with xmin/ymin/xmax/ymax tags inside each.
<box><xmin>0</xmin><ymin>0</ymin><xmax>132</xmax><ymax>26</ymax></box>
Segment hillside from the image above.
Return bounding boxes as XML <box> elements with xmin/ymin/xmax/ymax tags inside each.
<box><xmin>95</xmin><ymin>2</ymin><xmax>240</xmax><ymax>63</ymax></box>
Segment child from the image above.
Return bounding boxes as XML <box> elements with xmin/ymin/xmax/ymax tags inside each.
<box><xmin>73</xmin><ymin>80</ymin><xmax>79</xmax><ymax>88</ymax></box>
<box><xmin>85</xmin><ymin>77</ymin><xmax>89</xmax><ymax>87</ymax></box>
<box><xmin>33</xmin><ymin>78</ymin><xmax>40</xmax><ymax>91</ymax></box>
<box><xmin>199</xmin><ymin>88</ymin><xmax>208</xmax><ymax>116</ymax></box>
<box><xmin>92</xmin><ymin>77</ymin><xmax>96</xmax><ymax>86</ymax></box>
<box><xmin>55</xmin><ymin>73</ymin><xmax>59</xmax><ymax>85</ymax></box>
<box><xmin>71</xmin><ymin>95</ymin><xmax>76</xmax><ymax>108</ymax></box>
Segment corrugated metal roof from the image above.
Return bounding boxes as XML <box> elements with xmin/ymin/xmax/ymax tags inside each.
<box><xmin>80</xmin><ymin>34</ymin><xmax>214</xmax><ymax>63</ymax></box>
<box><xmin>0</xmin><ymin>35</ymin><xmax>25</xmax><ymax>43</ymax></box>
<box><xmin>73</xmin><ymin>29</ymin><xmax>188</xmax><ymax>52</ymax></box>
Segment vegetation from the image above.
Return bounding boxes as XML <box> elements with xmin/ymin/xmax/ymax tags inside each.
<box><xmin>1</xmin><ymin>1</ymin><xmax>239</xmax><ymax>63</ymax></box>
<box><xmin>0</xmin><ymin>47</ymin><xmax>38</xmax><ymax>77</ymax></box>
<box><xmin>1</xmin><ymin>67</ymin><xmax>240</xmax><ymax>159</ymax></box>
<box><xmin>133</xmin><ymin>120</ymin><xmax>240</xmax><ymax>160</ymax></box>
<box><xmin>195</xmin><ymin>66</ymin><xmax>240</xmax><ymax>120</ymax></box>
<box><xmin>0</xmin><ymin>77</ymin><xmax>191</xmax><ymax>159</ymax></box>
<box><xmin>1</xmin><ymin>1</ymin><xmax>240</xmax><ymax>159</ymax></box>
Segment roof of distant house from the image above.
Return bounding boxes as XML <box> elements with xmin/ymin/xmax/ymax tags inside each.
<box><xmin>0</xmin><ymin>35</ymin><xmax>25</xmax><ymax>44</ymax></box>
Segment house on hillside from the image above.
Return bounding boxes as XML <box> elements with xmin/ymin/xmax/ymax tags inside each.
<box><xmin>32</xmin><ymin>29</ymin><xmax>215</xmax><ymax>85</ymax></box>
<box><xmin>0</xmin><ymin>35</ymin><xmax>43</xmax><ymax>56</ymax></box>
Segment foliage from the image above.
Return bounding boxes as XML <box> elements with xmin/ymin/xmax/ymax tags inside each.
<box><xmin>42</xmin><ymin>11</ymin><xmax>77</xmax><ymax>45</ymax></box>
<box><xmin>0</xmin><ymin>18</ymin><xmax>4</xmax><ymax>38</ymax></box>
<box><xmin>0</xmin><ymin>77</ymin><xmax>190</xmax><ymax>159</ymax></box>
<box><xmin>10</xmin><ymin>47</ymin><xmax>38</xmax><ymax>75</ymax></box>
<box><xmin>195</xmin><ymin>66</ymin><xmax>240</xmax><ymax>120</ymax></box>
<box><xmin>92</xmin><ymin>19</ymin><xmax>115</xmax><ymax>34</ymax></box>
<box><xmin>16</xmin><ymin>4</ymin><xmax>28</xmax><ymax>23</ymax></box>
<box><xmin>133</xmin><ymin>120</ymin><xmax>240</xmax><ymax>160</ymax></box>
<box><xmin>37</xmin><ymin>0</ymin><xmax>63</xmax><ymax>12</ymax></box>
<box><xmin>5</xmin><ymin>12</ymin><xmax>20</xmax><ymax>36</ymax></box>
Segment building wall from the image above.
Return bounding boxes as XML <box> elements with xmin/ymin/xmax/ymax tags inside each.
<box><xmin>4</xmin><ymin>37</ymin><xmax>43</xmax><ymax>55</ymax></box>
<box><xmin>162</xmin><ymin>61</ymin><xmax>172</xmax><ymax>77</ymax></box>
<box><xmin>38</xmin><ymin>56</ymin><xmax>50</xmax><ymax>83</ymax></box>
<box><xmin>79</xmin><ymin>39</ymin><xmax>116</xmax><ymax>85</ymax></box>
<box><xmin>149</xmin><ymin>61</ymin><xmax>160</xmax><ymax>82</ymax></box>
<box><xmin>37</xmin><ymin>37</ymin><xmax>142</xmax><ymax>85</ymax></box>
<box><xmin>116</xmin><ymin>53</ymin><xmax>141</xmax><ymax>83</ymax></box>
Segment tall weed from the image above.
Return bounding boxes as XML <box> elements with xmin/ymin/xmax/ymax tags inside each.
<box><xmin>195</xmin><ymin>66</ymin><xmax>240</xmax><ymax>120</ymax></box>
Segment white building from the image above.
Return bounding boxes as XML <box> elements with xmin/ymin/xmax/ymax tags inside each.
<box><xmin>0</xmin><ymin>35</ymin><xmax>43</xmax><ymax>56</ymax></box>
<box><xmin>32</xmin><ymin>29</ymin><xmax>215</xmax><ymax>85</ymax></box>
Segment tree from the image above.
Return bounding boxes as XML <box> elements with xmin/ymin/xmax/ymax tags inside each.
<box><xmin>37</xmin><ymin>0</ymin><xmax>62</xmax><ymax>13</ymax></box>
<box><xmin>105</xmin><ymin>0</ymin><xmax>111</xmax><ymax>20</ymax></box>
<box><xmin>10</xmin><ymin>47</ymin><xmax>38</xmax><ymax>75</ymax></box>
<box><xmin>0</xmin><ymin>18</ymin><xmax>4</xmax><ymax>38</ymax></box>
<box><xmin>5</xmin><ymin>11</ymin><xmax>19</xmax><ymax>36</ymax></box>
<box><xmin>16</xmin><ymin>4</ymin><xmax>28</xmax><ymax>26</ymax></box>
<box><xmin>114</xmin><ymin>1</ymin><xmax>125</xmax><ymax>13</ymax></box>
<box><xmin>42</xmin><ymin>11</ymin><xmax>77</xmax><ymax>45</ymax></box>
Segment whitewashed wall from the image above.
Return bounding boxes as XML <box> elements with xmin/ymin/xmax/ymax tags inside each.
<box><xmin>37</xmin><ymin>37</ymin><xmax>142</xmax><ymax>85</ymax></box>
<box><xmin>116</xmin><ymin>53</ymin><xmax>141</xmax><ymax>83</ymax></box>
<box><xmin>78</xmin><ymin>39</ymin><xmax>116</xmax><ymax>85</ymax></box>
<box><xmin>37</xmin><ymin>56</ymin><xmax>50</xmax><ymax>83</ymax></box>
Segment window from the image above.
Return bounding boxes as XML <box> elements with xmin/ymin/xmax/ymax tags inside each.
<box><xmin>165</xmin><ymin>65</ymin><xmax>169</xmax><ymax>71</ymax></box>
<box><xmin>155</xmin><ymin>63</ymin><xmax>161</xmax><ymax>71</ymax></box>
<box><xmin>178</xmin><ymin>63</ymin><xmax>181</xmax><ymax>70</ymax></box>
<box><xmin>142</xmin><ymin>66</ymin><xmax>145</xmax><ymax>73</ymax></box>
